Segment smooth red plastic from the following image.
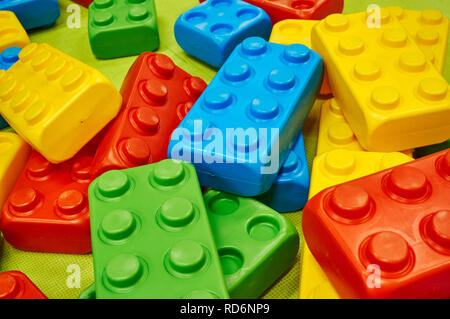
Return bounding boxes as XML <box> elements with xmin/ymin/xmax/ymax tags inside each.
<box><xmin>0</xmin><ymin>271</ymin><xmax>47</xmax><ymax>299</ymax></box>
<box><xmin>0</xmin><ymin>136</ymin><xmax>103</xmax><ymax>254</ymax></box>
<box><xmin>302</xmin><ymin>149</ymin><xmax>450</xmax><ymax>298</ymax></box>
<box><xmin>199</xmin><ymin>0</ymin><xmax>344</xmax><ymax>23</ymax></box>
<box><xmin>70</xmin><ymin>0</ymin><xmax>93</xmax><ymax>7</ymax></box>
<box><xmin>89</xmin><ymin>52</ymin><xmax>207</xmax><ymax>177</ymax></box>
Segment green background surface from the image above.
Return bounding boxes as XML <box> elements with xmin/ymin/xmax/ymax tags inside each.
<box><xmin>0</xmin><ymin>0</ymin><xmax>448</xmax><ymax>299</ymax></box>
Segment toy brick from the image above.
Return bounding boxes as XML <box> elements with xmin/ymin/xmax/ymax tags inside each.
<box><xmin>72</xmin><ymin>0</ymin><xmax>93</xmax><ymax>7</ymax></box>
<box><xmin>175</xmin><ymin>0</ymin><xmax>272</xmax><ymax>68</ymax></box>
<box><xmin>88</xmin><ymin>159</ymin><xmax>229</xmax><ymax>299</ymax></box>
<box><xmin>199</xmin><ymin>0</ymin><xmax>344</xmax><ymax>24</ymax></box>
<box><xmin>0</xmin><ymin>0</ymin><xmax>60</xmax><ymax>30</ymax></box>
<box><xmin>415</xmin><ymin>140</ymin><xmax>450</xmax><ymax>158</ymax></box>
<box><xmin>303</xmin><ymin>149</ymin><xmax>450</xmax><ymax>298</ymax></box>
<box><xmin>0</xmin><ymin>11</ymin><xmax>30</xmax><ymax>52</ymax></box>
<box><xmin>270</xmin><ymin>19</ymin><xmax>331</xmax><ymax>96</ymax></box>
<box><xmin>0</xmin><ymin>271</ymin><xmax>47</xmax><ymax>299</ymax></box>
<box><xmin>388</xmin><ymin>7</ymin><xmax>449</xmax><ymax>74</ymax></box>
<box><xmin>0</xmin><ymin>132</ymin><xmax>31</xmax><ymax>208</ymax></box>
<box><xmin>311</xmin><ymin>11</ymin><xmax>450</xmax><ymax>151</ymax></box>
<box><xmin>256</xmin><ymin>133</ymin><xmax>310</xmax><ymax>212</ymax></box>
<box><xmin>0</xmin><ymin>47</ymin><xmax>21</xmax><ymax>71</ymax></box>
<box><xmin>88</xmin><ymin>0</ymin><xmax>159</xmax><ymax>59</ymax></box>
<box><xmin>0</xmin><ymin>43</ymin><xmax>122</xmax><ymax>164</ymax></box>
<box><xmin>90</xmin><ymin>52</ymin><xmax>207</xmax><ymax>178</ymax></box>
<box><xmin>78</xmin><ymin>283</ymin><xmax>96</xmax><ymax>299</ymax></box>
<box><xmin>168</xmin><ymin>37</ymin><xmax>323</xmax><ymax>196</ymax></box>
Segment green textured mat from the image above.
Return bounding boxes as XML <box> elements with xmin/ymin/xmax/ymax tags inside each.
<box><xmin>0</xmin><ymin>0</ymin><xmax>448</xmax><ymax>299</ymax></box>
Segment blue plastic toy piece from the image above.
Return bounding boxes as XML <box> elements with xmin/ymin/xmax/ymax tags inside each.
<box><xmin>256</xmin><ymin>133</ymin><xmax>310</xmax><ymax>212</ymax></box>
<box><xmin>0</xmin><ymin>0</ymin><xmax>60</xmax><ymax>30</ymax></box>
<box><xmin>168</xmin><ymin>37</ymin><xmax>323</xmax><ymax>197</ymax></box>
<box><xmin>0</xmin><ymin>47</ymin><xmax>21</xmax><ymax>70</ymax></box>
<box><xmin>174</xmin><ymin>0</ymin><xmax>272</xmax><ymax>68</ymax></box>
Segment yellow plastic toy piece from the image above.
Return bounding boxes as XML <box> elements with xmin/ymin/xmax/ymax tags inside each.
<box><xmin>299</xmin><ymin>149</ymin><xmax>414</xmax><ymax>299</ymax></box>
<box><xmin>270</xmin><ymin>19</ymin><xmax>332</xmax><ymax>96</ymax></box>
<box><xmin>0</xmin><ymin>43</ymin><xmax>122</xmax><ymax>163</ymax></box>
<box><xmin>311</xmin><ymin>11</ymin><xmax>450</xmax><ymax>152</ymax></box>
<box><xmin>0</xmin><ymin>11</ymin><xmax>30</xmax><ymax>52</ymax></box>
<box><xmin>0</xmin><ymin>132</ymin><xmax>31</xmax><ymax>208</ymax></box>
<box><xmin>388</xmin><ymin>7</ymin><xmax>449</xmax><ymax>74</ymax></box>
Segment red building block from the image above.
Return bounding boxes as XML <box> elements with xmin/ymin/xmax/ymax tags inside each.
<box><xmin>0</xmin><ymin>137</ymin><xmax>101</xmax><ymax>254</ymax></box>
<box><xmin>71</xmin><ymin>0</ymin><xmax>93</xmax><ymax>7</ymax></box>
<box><xmin>0</xmin><ymin>271</ymin><xmax>47</xmax><ymax>299</ymax></box>
<box><xmin>199</xmin><ymin>0</ymin><xmax>344</xmax><ymax>24</ymax></box>
<box><xmin>302</xmin><ymin>150</ymin><xmax>450</xmax><ymax>298</ymax></box>
<box><xmin>89</xmin><ymin>52</ymin><xmax>207</xmax><ymax>178</ymax></box>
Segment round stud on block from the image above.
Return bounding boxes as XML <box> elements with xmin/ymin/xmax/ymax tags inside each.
<box><xmin>10</xmin><ymin>89</ymin><xmax>33</xmax><ymax>112</ymax></box>
<box><xmin>57</xmin><ymin>189</ymin><xmax>86</xmax><ymax>215</ymax></box>
<box><xmin>379</xmin><ymin>152</ymin><xmax>411</xmax><ymax>170</ymax></box>
<box><xmin>418</xmin><ymin>78</ymin><xmax>448</xmax><ymax>101</ymax></box>
<box><xmin>236</xmin><ymin>8</ymin><xmax>258</xmax><ymax>20</ymax></box>
<box><xmin>377</xmin><ymin>8</ymin><xmax>392</xmax><ymax>24</ymax></box>
<box><xmin>324</xmin><ymin>150</ymin><xmax>356</xmax><ymax>175</ymax></box>
<box><xmin>339</xmin><ymin>36</ymin><xmax>365</xmax><ymax>55</ymax></box>
<box><xmin>210</xmin><ymin>23</ymin><xmax>233</xmax><ymax>36</ymax></box>
<box><xmin>371</xmin><ymin>86</ymin><xmax>400</xmax><ymax>110</ymax></box>
<box><xmin>94</xmin><ymin>0</ymin><xmax>113</xmax><ymax>9</ymax></box>
<box><xmin>183</xmin><ymin>290</ymin><xmax>218</xmax><ymax>299</ymax></box>
<box><xmin>329</xmin><ymin>184</ymin><xmax>371</xmax><ymax>220</ymax></box>
<box><xmin>0</xmin><ymin>78</ymin><xmax>18</xmax><ymax>101</ymax></box>
<box><xmin>141</xmin><ymin>79</ymin><xmax>168</xmax><ymax>103</ymax></box>
<box><xmin>153</xmin><ymin>160</ymin><xmax>185</xmax><ymax>186</ymax></box>
<box><xmin>130</xmin><ymin>107</ymin><xmax>160</xmax><ymax>133</ymax></box>
<box><xmin>24</xmin><ymin>101</ymin><xmax>49</xmax><ymax>125</ymax></box>
<box><xmin>31</xmin><ymin>50</ymin><xmax>52</xmax><ymax>71</ymax></box>
<box><xmin>28</xmin><ymin>154</ymin><xmax>53</xmax><ymax>178</ymax></box>
<box><xmin>101</xmin><ymin>209</ymin><xmax>137</xmax><ymax>241</ymax></box>
<box><xmin>328</xmin><ymin>123</ymin><xmax>355</xmax><ymax>145</ymax></box>
<box><xmin>93</xmin><ymin>11</ymin><xmax>114</xmax><ymax>26</ymax></box>
<box><xmin>386</xmin><ymin>166</ymin><xmax>428</xmax><ymax>200</ymax></box>
<box><xmin>354</xmin><ymin>60</ymin><xmax>381</xmax><ymax>81</ymax></box>
<box><xmin>208</xmin><ymin>192</ymin><xmax>239</xmax><ymax>215</ymax></box>
<box><xmin>105</xmin><ymin>254</ymin><xmax>144</xmax><ymax>288</ymax></box>
<box><xmin>268</xmin><ymin>68</ymin><xmax>295</xmax><ymax>90</ymax></box>
<box><xmin>388</xmin><ymin>6</ymin><xmax>404</xmax><ymax>20</ymax></box>
<box><xmin>416</xmin><ymin>28</ymin><xmax>440</xmax><ymax>45</ymax></box>
<box><xmin>0</xmin><ymin>274</ymin><xmax>20</xmax><ymax>299</ymax></box>
<box><xmin>421</xmin><ymin>9</ymin><xmax>443</xmax><ymax>25</ymax></box>
<box><xmin>324</xmin><ymin>14</ymin><xmax>349</xmax><ymax>32</ymax></box>
<box><xmin>61</xmin><ymin>68</ymin><xmax>86</xmax><ymax>91</ymax></box>
<box><xmin>219</xmin><ymin>247</ymin><xmax>244</xmax><ymax>275</ymax></box>
<box><xmin>247</xmin><ymin>216</ymin><xmax>280</xmax><ymax>241</ymax></box>
<box><xmin>241</xmin><ymin>37</ymin><xmax>267</xmax><ymax>56</ymax></box>
<box><xmin>224</xmin><ymin>62</ymin><xmax>251</xmax><ymax>82</ymax></box>
<box><xmin>228</xmin><ymin>129</ymin><xmax>258</xmax><ymax>153</ymax></box>
<box><xmin>426</xmin><ymin>210</ymin><xmax>450</xmax><ymax>250</ymax></box>
<box><xmin>249</xmin><ymin>97</ymin><xmax>279</xmax><ymax>120</ymax></box>
<box><xmin>399</xmin><ymin>51</ymin><xmax>426</xmax><ymax>72</ymax></box>
<box><xmin>149</xmin><ymin>55</ymin><xmax>175</xmax><ymax>77</ymax></box>
<box><xmin>281</xmin><ymin>152</ymin><xmax>299</xmax><ymax>174</ymax></box>
<box><xmin>185</xmin><ymin>77</ymin><xmax>206</xmax><ymax>98</ymax></box>
<box><xmin>18</xmin><ymin>43</ymin><xmax>39</xmax><ymax>62</ymax></box>
<box><xmin>1</xmin><ymin>47</ymin><xmax>20</xmax><ymax>64</ymax></box>
<box><xmin>284</xmin><ymin>44</ymin><xmax>310</xmax><ymax>63</ymax></box>
<box><xmin>440</xmin><ymin>151</ymin><xmax>450</xmax><ymax>178</ymax></box>
<box><xmin>169</xmin><ymin>240</ymin><xmax>207</xmax><ymax>273</ymax></box>
<box><xmin>278</xmin><ymin>20</ymin><xmax>303</xmax><ymax>35</ymax></box>
<box><xmin>71</xmin><ymin>156</ymin><xmax>93</xmax><ymax>181</ymax></box>
<box><xmin>382</xmin><ymin>28</ymin><xmax>407</xmax><ymax>48</ymax></box>
<box><xmin>10</xmin><ymin>187</ymin><xmax>40</xmax><ymax>213</ymax></box>
<box><xmin>365</xmin><ymin>231</ymin><xmax>411</xmax><ymax>273</ymax></box>
<box><xmin>46</xmin><ymin>57</ymin><xmax>68</xmax><ymax>80</ymax></box>
<box><xmin>328</xmin><ymin>99</ymin><xmax>343</xmax><ymax>116</ymax></box>
<box><xmin>97</xmin><ymin>170</ymin><xmax>131</xmax><ymax>198</ymax></box>
<box><xmin>185</xmin><ymin>12</ymin><xmax>207</xmax><ymax>24</ymax></box>
<box><xmin>160</xmin><ymin>197</ymin><xmax>195</xmax><ymax>228</ymax></box>
<box><xmin>120</xmin><ymin>138</ymin><xmax>151</xmax><ymax>165</ymax></box>
<box><xmin>204</xmin><ymin>88</ymin><xmax>233</xmax><ymax>110</ymax></box>
<box><xmin>128</xmin><ymin>7</ymin><xmax>149</xmax><ymax>21</ymax></box>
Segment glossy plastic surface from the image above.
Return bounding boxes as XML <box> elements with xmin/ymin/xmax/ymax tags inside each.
<box><xmin>0</xmin><ymin>271</ymin><xmax>47</xmax><ymax>299</ymax></box>
<box><xmin>0</xmin><ymin>0</ymin><xmax>60</xmax><ymax>30</ymax></box>
<box><xmin>0</xmin><ymin>11</ymin><xmax>30</xmax><ymax>52</ymax></box>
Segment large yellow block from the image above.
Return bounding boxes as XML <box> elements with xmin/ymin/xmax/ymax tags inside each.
<box><xmin>0</xmin><ymin>43</ymin><xmax>122</xmax><ymax>163</ymax></box>
<box><xmin>0</xmin><ymin>11</ymin><xmax>30</xmax><ymax>52</ymax></box>
<box><xmin>312</xmin><ymin>11</ymin><xmax>450</xmax><ymax>152</ymax></box>
<box><xmin>388</xmin><ymin>7</ymin><xmax>449</xmax><ymax>74</ymax></box>
<box><xmin>0</xmin><ymin>132</ymin><xmax>31</xmax><ymax>207</ymax></box>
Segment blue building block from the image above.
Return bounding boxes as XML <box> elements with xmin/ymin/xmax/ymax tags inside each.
<box><xmin>0</xmin><ymin>47</ymin><xmax>21</xmax><ymax>70</ymax></box>
<box><xmin>168</xmin><ymin>37</ymin><xmax>323</xmax><ymax>197</ymax></box>
<box><xmin>174</xmin><ymin>0</ymin><xmax>272</xmax><ymax>68</ymax></box>
<box><xmin>0</xmin><ymin>0</ymin><xmax>60</xmax><ymax>30</ymax></box>
<box><xmin>256</xmin><ymin>133</ymin><xmax>310</xmax><ymax>212</ymax></box>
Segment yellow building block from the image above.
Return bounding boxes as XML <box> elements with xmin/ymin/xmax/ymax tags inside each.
<box><xmin>311</xmin><ymin>11</ymin><xmax>450</xmax><ymax>152</ymax></box>
<box><xmin>0</xmin><ymin>43</ymin><xmax>122</xmax><ymax>163</ymax></box>
<box><xmin>299</xmin><ymin>149</ymin><xmax>414</xmax><ymax>299</ymax></box>
<box><xmin>0</xmin><ymin>11</ymin><xmax>30</xmax><ymax>52</ymax></box>
<box><xmin>0</xmin><ymin>132</ymin><xmax>31</xmax><ymax>208</ymax></box>
<box><xmin>388</xmin><ymin>7</ymin><xmax>449</xmax><ymax>74</ymax></box>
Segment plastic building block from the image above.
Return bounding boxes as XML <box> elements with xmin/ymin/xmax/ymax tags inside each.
<box><xmin>168</xmin><ymin>37</ymin><xmax>323</xmax><ymax>196</ymax></box>
<box><xmin>303</xmin><ymin>149</ymin><xmax>450</xmax><ymax>298</ymax></box>
<box><xmin>88</xmin><ymin>159</ymin><xmax>229</xmax><ymax>299</ymax></box>
<box><xmin>0</xmin><ymin>43</ymin><xmax>122</xmax><ymax>164</ymax></box>
<box><xmin>256</xmin><ymin>133</ymin><xmax>310</xmax><ymax>212</ymax></box>
<box><xmin>199</xmin><ymin>0</ymin><xmax>344</xmax><ymax>24</ymax></box>
<box><xmin>0</xmin><ymin>47</ymin><xmax>21</xmax><ymax>71</ymax></box>
<box><xmin>78</xmin><ymin>283</ymin><xmax>96</xmax><ymax>299</ymax></box>
<box><xmin>205</xmin><ymin>190</ymin><xmax>299</xmax><ymax>298</ymax></box>
<box><xmin>0</xmin><ymin>271</ymin><xmax>47</xmax><ymax>299</ymax></box>
<box><xmin>270</xmin><ymin>19</ymin><xmax>331</xmax><ymax>96</ymax></box>
<box><xmin>0</xmin><ymin>136</ymin><xmax>102</xmax><ymax>254</ymax></box>
<box><xmin>0</xmin><ymin>11</ymin><xmax>30</xmax><ymax>52</ymax></box>
<box><xmin>0</xmin><ymin>132</ymin><xmax>30</xmax><ymax>209</ymax></box>
<box><xmin>72</xmin><ymin>0</ymin><xmax>93</xmax><ymax>7</ymax></box>
<box><xmin>311</xmin><ymin>12</ymin><xmax>450</xmax><ymax>152</ymax></box>
<box><xmin>415</xmin><ymin>140</ymin><xmax>450</xmax><ymax>158</ymax></box>
<box><xmin>88</xmin><ymin>0</ymin><xmax>159</xmax><ymax>59</ymax></box>
<box><xmin>90</xmin><ymin>53</ymin><xmax>207</xmax><ymax>178</ymax></box>
<box><xmin>389</xmin><ymin>7</ymin><xmax>449</xmax><ymax>74</ymax></box>
<box><xmin>175</xmin><ymin>0</ymin><xmax>272</xmax><ymax>68</ymax></box>
<box><xmin>0</xmin><ymin>0</ymin><xmax>60</xmax><ymax>30</ymax></box>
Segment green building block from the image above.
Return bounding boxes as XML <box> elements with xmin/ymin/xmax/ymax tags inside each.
<box><xmin>205</xmin><ymin>190</ymin><xmax>299</xmax><ymax>299</ymax></box>
<box><xmin>88</xmin><ymin>0</ymin><xmax>159</xmax><ymax>59</ymax></box>
<box><xmin>414</xmin><ymin>140</ymin><xmax>450</xmax><ymax>158</ymax></box>
<box><xmin>88</xmin><ymin>159</ymin><xmax>229</xmax><ymax>299</ymax></box>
